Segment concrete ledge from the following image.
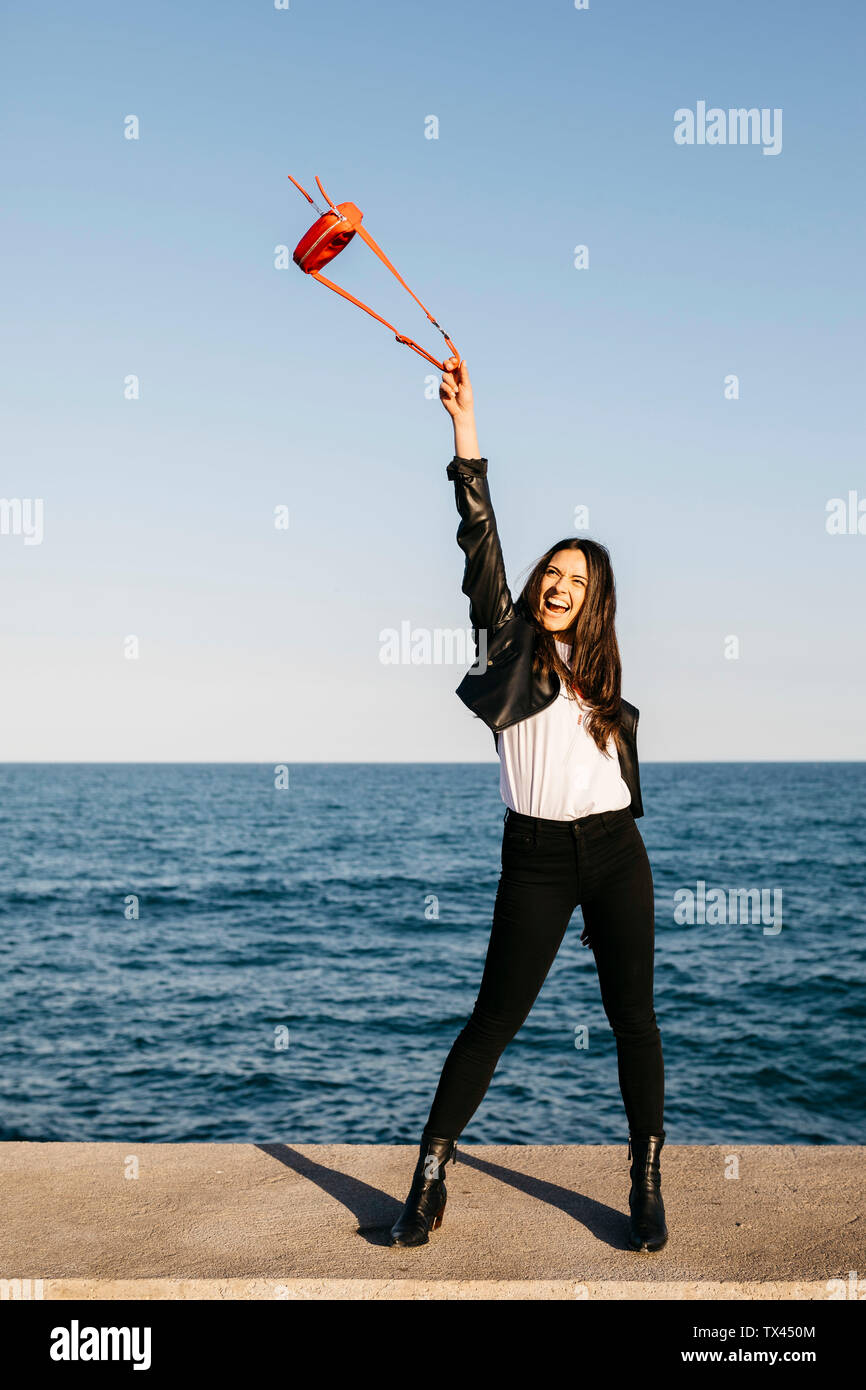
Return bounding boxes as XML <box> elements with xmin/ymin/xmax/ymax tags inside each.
<box><xmin>1</xmin><ymin>1142</ymin><xmax>863</xmax><ymax>1301</ymax></box>
<box><xmin>29</xmin><ymin>1279</ymin><xmax>840</xmax><ymax>1301</ymax></box>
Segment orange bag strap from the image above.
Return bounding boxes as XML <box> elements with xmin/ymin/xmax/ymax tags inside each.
<box><xmin>353</xmin><ymin>225</ymin><xmax>460</xmax><ymax>368</ymax></box>
<box><xmin>295</xmin><ymin>174</ymin><xmax>459</xmax><ymax>371</ymax></box>
<box><xmin>308</xmin><ymin>268</ymin><xmax>449</xmax><ymax>369</ymax></box>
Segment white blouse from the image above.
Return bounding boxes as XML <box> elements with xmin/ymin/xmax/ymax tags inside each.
<box><xmin>498</xmin><ymin>640</ymin><xmax>632</xmax><ymax>821</ymax></box>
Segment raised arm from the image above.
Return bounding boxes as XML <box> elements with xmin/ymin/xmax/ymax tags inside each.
<box><xmin>440</xmin><ymin>357</ymin><xmax>515</xmax><ymax>637</ymax></box>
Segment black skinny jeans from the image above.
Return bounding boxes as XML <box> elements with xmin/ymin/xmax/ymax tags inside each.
<box><xmin>424</xmin><ymin>805</ymin><xmax>663</xmax><ymax>1141</ymax></box>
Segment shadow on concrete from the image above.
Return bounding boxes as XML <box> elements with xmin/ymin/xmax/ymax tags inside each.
<box><xmin>256</xmin><ymin>1144</ymin><xmax>401</xmax><ymax>1246</ymax></box>
<box><xmin>455</xmin><ymin>1149</ymin><xmax>629</xmax><ymax>1250</ymax></box>
<box><xmin>256</xmin><ymin>1143</ymin><xmax>629</xmax><ymax>1250</ymax></box>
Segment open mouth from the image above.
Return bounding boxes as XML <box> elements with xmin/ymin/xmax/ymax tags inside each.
<box><xmin>544</xmin><ymin>597</ymin><xmax>570</xmax><ymax>616</ymax></box>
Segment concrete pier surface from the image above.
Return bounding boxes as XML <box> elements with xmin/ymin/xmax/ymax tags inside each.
<box><xmin>1</xmin><ymin>1142</ymin><xmax>863</xmax><ymax>1300</ymax></box>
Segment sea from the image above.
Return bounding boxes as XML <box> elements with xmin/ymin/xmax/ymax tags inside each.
<box><xmin>0</xmin><ymin>762</ymin><xmax>863</xmax><ymax>1145</ymax></box>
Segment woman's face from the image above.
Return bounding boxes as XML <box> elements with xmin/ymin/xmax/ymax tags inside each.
<box><xmin>538</xmin><ymin>548</ymin><xmax>588</xmax><ymax>633</ymax></box>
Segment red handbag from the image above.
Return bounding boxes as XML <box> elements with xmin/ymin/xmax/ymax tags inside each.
<box><xmin>288</xmin><ymin>174</ymin><xmax>460</xmax><ymax>370</ymax></box>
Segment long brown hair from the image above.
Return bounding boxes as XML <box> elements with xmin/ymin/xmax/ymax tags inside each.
<box><xmin>517</xmin><ymin>538</ymin><xmax>622</xmax><ymax>754</ymax></box>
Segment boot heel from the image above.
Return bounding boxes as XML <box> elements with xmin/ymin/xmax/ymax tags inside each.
<box><xmin>430</xmin><ymin>1200</ymin><xmax>446</xmax><ymax>1231</ymax></box>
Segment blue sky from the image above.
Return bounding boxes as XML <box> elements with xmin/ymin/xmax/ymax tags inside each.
<box><xmin>2</xmin><ymin>0</ymin><xmax>864</xmax><ymax>760</ymax></box>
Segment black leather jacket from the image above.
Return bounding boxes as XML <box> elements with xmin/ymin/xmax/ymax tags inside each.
<box><xmin>446</xmin><ymin>455</ymin><xmax>644</xmax><ymax>819</ymax></box>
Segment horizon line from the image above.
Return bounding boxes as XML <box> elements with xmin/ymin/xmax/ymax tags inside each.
<box><xmin>0</xmin><ymin>759</ymin><xmax>864</xmax><ymax>767</ymax></box>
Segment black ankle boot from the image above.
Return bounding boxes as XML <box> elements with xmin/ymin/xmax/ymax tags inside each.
<box><xmin>389</xmin><ymin>1133</ymin><xmax>458</xmax><ymax>1248</ymax></box>
<box><xmin>628</xmin><ymin>1132</ymin><xmax>668</xmax><ymax>1252</ymax></box>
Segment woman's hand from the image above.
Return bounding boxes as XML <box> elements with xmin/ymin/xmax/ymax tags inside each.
<box><xmin>439</xmin><ymin>355</ymin><xmax>473</xmax><ymax>419</ymax></box>
<box><xmin>440</xmin><ymin>356</ymin><xmax>480</xmax><ymax>459</ymax></box>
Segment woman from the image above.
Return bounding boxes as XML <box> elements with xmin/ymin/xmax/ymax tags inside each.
<box><xmin>389</xmin><ymin>358</ymin><xmax>667</xmax><ymax>1254</ymax></box>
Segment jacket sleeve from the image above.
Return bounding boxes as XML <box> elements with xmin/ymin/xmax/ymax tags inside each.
<box><xmin>446</xmin><ymin>456</ymin><xmax>515</xmax><ymax>638</ymax></box>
